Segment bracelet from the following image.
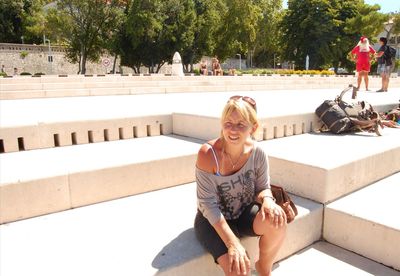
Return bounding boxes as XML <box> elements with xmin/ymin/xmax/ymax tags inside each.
<box><xmin>262</xmin><ymin>195</ymin><xmax>276</xmax><ymax>203</ymax></box>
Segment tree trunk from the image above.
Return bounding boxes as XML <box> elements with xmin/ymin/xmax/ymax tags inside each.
<box><xmin>112</xmin><ymin>55</ymin><xmax>118</xmax><ymax>74</ymax></box>
<box><xmin>81</xmin><ymin>52</ymin><xmax>87</xmax><ymax>75</ymax></box>
<box><xmin>77</xmin><ymin>54</ymin><xmax>82</xmax><ymax>74</ymax></box>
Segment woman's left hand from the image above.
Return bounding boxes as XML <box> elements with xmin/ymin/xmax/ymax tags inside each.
<box><xmin>260</xmin><ymin>198</ymin><xmax>287</xmax><ymax>228</ymax></box>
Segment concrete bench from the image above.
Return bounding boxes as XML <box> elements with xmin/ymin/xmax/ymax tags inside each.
<box><xmin>1</xmin><ymin>88</ymin><xmax>398</xmax><ymax>153</ymax></box>
<box><xmin>0</xmin><ymin>94</ymin><xmax>173</xmax><ymax>152</ymax></box>
<box><xmin>0</xmin><ymin>181</ymin><xmax>322</xmax><ymax>276</ymax></box>
<box><xmin>263</xmin><ymin>127</ymin><xmax>400</xmax><ymax>204</ymax></box>
<box><xmin>2</xmin><ymin>74</ymin><xmax>399</xmax><ymax>100</ymax></box>
<box><xmin>172</xmin><ymin>89</ymin><xmax>399</xmax><ymax>141</ymax></box>
<box><xmin>0</xmin><ymin>135</ymin><xmax>200</xmax><ymax>224</ymax></box>
<box><xmin>273</xmin><ymin>241</ymin><xmax>400</xmax><ymax>275</ymax></box>
<box><xmin>324</xmin><ymin>172</ymin><xmax>400</xmax><ymax>270</ymax></box>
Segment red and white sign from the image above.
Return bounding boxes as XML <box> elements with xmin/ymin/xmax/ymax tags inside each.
<box><xmin>102</xmin><ymin>58</ymin><xmax>111</xmax><ymax>67</ymax></box>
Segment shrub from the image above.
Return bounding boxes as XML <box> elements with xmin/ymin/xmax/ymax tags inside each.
<box><xmin>20</xmin><ymin>72</ymin><xmax>32</xmax><ymax>75</ymax></box>
<box><xmin>0</xmin><ymin>72</ymin><xmax>7</xmax><ymax>77</ymax></box>
<box><xmin>20</xmin><ymin>51</ymin><xmax>29</xmax><ymax>59</ymax></box>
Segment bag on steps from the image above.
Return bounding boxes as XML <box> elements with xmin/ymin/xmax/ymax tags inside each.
<box><xmin>315</xmin><ymin>85</ymin><xmax>382</xmax><ymax>135</ymax></box>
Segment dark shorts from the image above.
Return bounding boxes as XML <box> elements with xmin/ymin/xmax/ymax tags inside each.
<box><xmin>194</xmin><ymin>202</ymin><xmax>261</xmax><ymax>263</ymax></box>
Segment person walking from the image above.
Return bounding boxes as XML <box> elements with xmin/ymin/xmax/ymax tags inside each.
<box><xmin>349</xmin><ymin>36</ymin><xmax>376</xmax><ymax>91</ymax></box>
<box><xmin>194</xmin><ymin>95</ymin><xmax>288</xmax><ymax>276</ymax></box>
<box><xmin>375</xmin><ymin>37</ymin><xmax>392</xmax><ymax>92</ymax></box>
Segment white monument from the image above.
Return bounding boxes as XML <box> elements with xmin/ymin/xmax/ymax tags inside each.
<box><xmin>171</xmin><ymin>52</ymin><xmax>184</xmax><ymax>76</ymax></box>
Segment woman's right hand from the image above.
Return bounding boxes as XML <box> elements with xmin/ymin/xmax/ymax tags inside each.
<box><xmin>227</xmin><ymin>241</ymin><xmax>251</xmax><ymax>275</ymax></box>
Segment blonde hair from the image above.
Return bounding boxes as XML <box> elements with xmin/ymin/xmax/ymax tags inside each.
<box><xmin>220</xmin><ymin>98</ymin><xmax>260</xmax><ymax>138</ymax></box>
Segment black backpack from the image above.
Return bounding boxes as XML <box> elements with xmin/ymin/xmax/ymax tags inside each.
<box><xmin>315</xmin><ymin>85</ymin><xmax>382</xmax><ymax>135</ymax></box>
<box><xmin>385</xmin><ymin>45</ymin><xmax>396</xmax><ymax>65</ymax></box>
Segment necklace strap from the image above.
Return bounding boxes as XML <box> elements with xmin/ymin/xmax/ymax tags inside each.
<box><xmin>224</xmin><ymin>146</ymin><xmax>244</xmax><ymax>169</ymax></box>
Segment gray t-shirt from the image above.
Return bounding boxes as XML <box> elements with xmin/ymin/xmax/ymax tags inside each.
<box><xmin>196</xmin><ymin>144</ymin><xmax>270</xmax><ymax>225</ymax></box>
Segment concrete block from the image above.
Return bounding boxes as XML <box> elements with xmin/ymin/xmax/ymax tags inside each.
<box><xmin>261</xmin><ymin>128</ymin><xmax>400</xmax><ymax>203</ymax></box>
<box><xmin>42</xmin><ymin>82</ymin><xmax>85</xmax><ymax>90</ymax></box>
<box><xmin>0</xmin><ymin>175</ymin><xmax>70</xmax><ymax>224</ymax></box>
<box><xmin>324</xmin><ymin>173</ymin><xmax>400</xmax><ymax>270</ymax></box>
<box><xmin>0</xmin><ymin>83</ymin><xmax>43</xmax><ymax>91</ymax></box>
<box><xmin>0</xmin><ymin>180</ymin><xmax>323</xmax><ymax>276</ymax></box>
<box><xmin>67</xmin><ymin>136</ymin><xmax>199</xmax><ymax>207</ymax></box>
<box><xmin>45</xmin><ymin>88</ymin><xmax>90</xmax><ymax>98</ymax></box>
<box><xmin>0</xmin><ymin>126</ymin><xmax>41</xmax><ymax>153</ymax></box>
<box><xmin>0</xmin><ymin>90</ymin><xmax>46</xmax><ymax>100</ymax></box>
<box><xmin>89</xmin><ymin>88</ymin><xmax>130</xmax><ymax>96</ymax></box>
<box><xmin>272</xmin><ymin>242</ymin><xmax>400</xmax><ymax>276</ymax></box>
<box><xmin>173</xmin><ymin>113</ymin><xmax>220</xmax><ymax>141</ymax></box>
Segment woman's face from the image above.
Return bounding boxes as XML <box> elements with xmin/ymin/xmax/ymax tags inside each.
<box><xmin>222</xmin><ymin>110</ymin><xmax>254</xmax><ymax>145</ymax></box>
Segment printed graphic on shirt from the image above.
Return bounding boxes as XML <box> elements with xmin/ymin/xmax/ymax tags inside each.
<box><xmin>217</xmin><ymin>169</ymin><xmax>256</xmax><ymax>219</ymax></box>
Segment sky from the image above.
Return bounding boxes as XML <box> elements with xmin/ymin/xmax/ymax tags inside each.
<box><xmin>283</xmin><ymin>0</ymin><xmax>399</xmax><ymax>14</ymax></box>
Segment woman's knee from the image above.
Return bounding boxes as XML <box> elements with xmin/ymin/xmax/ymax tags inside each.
<box><xmin>254</xmin><ymin>214</ymin><xmax>287</xmax><ymax>236</ymax></box>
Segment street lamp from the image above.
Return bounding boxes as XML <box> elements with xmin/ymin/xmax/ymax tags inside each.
<box><xmin>45</xmin><ymin>38</ymin><xmax>52</xmax><ymax>74</ymax></box>
<box><xmin>236</xmin><ymin>54</ymin><xmax>241</xmax><ymax>70</ymax></box>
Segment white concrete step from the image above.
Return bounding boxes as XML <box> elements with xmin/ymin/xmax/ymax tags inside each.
<box><xmin>0</xmin><ymin>94</ymin><xmax>174</xmax><ymax>152</ymax></box>
<box><xmin>272</xmin><ymin>241</ymin><xmax>400</xmax><ymax>276</ymax></box>
<box><xmin>2</xmin><ymin>89</ymin><xmax>398</xmax><ymax>153</ymax></box>
<box><xmin>0</xmin><ymin>182</ymin><xmax>323</xmax><ymax>276</ymax></box>
<box><xmin>261</xmin><ymin>127</ymin><xmax>400</xmax><ymax>204</ymax></box>
<box><xmin>2</xmin><ymin>74</ymin><xmax>399</xmax><ymax>100</ymax></box>
<box><xmin>324</xmin><ymin>172</ymin><xmax>400</xmax><ymax>270</ymax></box>
<box><xmin>0</xmin><ymin>135</ymin><xmax>200</xmax><ymax>224</ymax></box>
<box><xmin>172</xmin><ymin>88</ymin><xmax>400</xmax><ymax>141</ymax></box>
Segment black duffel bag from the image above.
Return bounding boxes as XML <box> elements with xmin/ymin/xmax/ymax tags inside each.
<box><xmin>315</xmin><ymin>85</ymin><xmax>382</xmax><ymax>135</ymax></box>
<box><xmin>316</xmin><ymin>100</ymin><xmax>353</xmax><ymax>133</ymax></box>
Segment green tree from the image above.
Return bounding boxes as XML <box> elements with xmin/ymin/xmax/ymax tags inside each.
<box><xmin>214</xmin><ymin>0</ymin><xmax>262</xmax><ymax>61</ymax></box>
<box><xmin>120</xmin><ymin>0</ymin><xmax>198</xmax><ymax>73</ymax></box>
<box><xmin>252</xmin><ymin>0</ymin><xmax>284</xmax><ymax>68</ymax></box>
<box><xmin>22</xmin><ymin>0</ymin><xmax>50</xmax><ymax>44</ymax></box>
<box><xmin>158</xmin><ymin>0</ymin><xmax>196</xmax><ymax>72</ymax></box>
<box><xmin>119</xmin><ymin>0</ymin><xmax>165</xmax><ymax>73</ymax></box>
<box><xmin>46</xmin><ymin>0</ymin><xmax>122</xmax><ymax>74</ymax></box>
<box><xmin>341</xmin><ymin>2</ymin><xmax>387</xmax><ymax>71</ymax></box>
<box><xmin>281</xmin><ymin>0</ymin><xmax>341</xmax><ymax>69</ymax></box>
<box><xmin>0</xmin><ymin>0</ymin><xmax>25</xmax><ymax>43</ymax></box>
<box><xmin>281</xmin><ymin>0</ymin><xmax>387</xmax><ymax>70</ymax></box>
<box><xmin>181</xmin><ymin>0</ymin><xmax>226</xmax><ymax>71</ymax></box>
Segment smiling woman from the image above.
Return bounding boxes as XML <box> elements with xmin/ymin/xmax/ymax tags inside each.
<box><xmin>194</xmin><ymin>95</ymin><xmax>288</xmax><ymax>276</ymax></box>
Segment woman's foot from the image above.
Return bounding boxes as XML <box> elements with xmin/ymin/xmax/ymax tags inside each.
<box><xmin>376</xmin><ymin>89</ymin><xmax>385</xmax><ymax>92</ymax></box>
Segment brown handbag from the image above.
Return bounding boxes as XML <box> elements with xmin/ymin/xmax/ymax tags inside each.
<box><xmin>271</xmin><ymin>185</ymin><xmax>298</xmax><ymax>223</ymax></box>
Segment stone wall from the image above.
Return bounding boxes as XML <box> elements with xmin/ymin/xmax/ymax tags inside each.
<box><xmin>0</xmin><ymin>43</ymin><xmax>174</xmax><ymax>76</ymax></box>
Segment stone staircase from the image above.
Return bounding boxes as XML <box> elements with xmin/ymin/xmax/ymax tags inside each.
<box><xmin>0</xmin><ymin>75</ymin><xmax>399</xmax><ymax>276</ymax></box>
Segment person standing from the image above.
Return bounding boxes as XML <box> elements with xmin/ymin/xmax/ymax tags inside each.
<box><xmin>349</xmin><ymin>36</ymin><xmax>376</xmax><ymax>91</ymax></box>
<box><xmin>194</xmin><ymin>95</ymin><xmax>288</xmax><ymax>275</ymax></box>
<box><xmin>375</xmin><ymin>37</ymin><xmax>392</xmax><ymax>92</ymax></box>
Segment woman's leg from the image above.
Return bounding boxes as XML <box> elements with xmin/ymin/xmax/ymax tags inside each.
<box><xmin>252</xmin><ymin>211</ymin><xmax>287</xmax><ymax>276</ymax></box>
<box><xmin>363</xmin><ymin>71</ymin><xmax>369</xmax><ymax>90</ymax></box>
<box><xmin>356</xmin><ymin>71</ymin><xmax>362</xmax><ymax>89</ymax></box>
<box><xmin>383</xmin><ymin>71</ymin><xmax>390</xmax><ymax>91</ymax></box>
